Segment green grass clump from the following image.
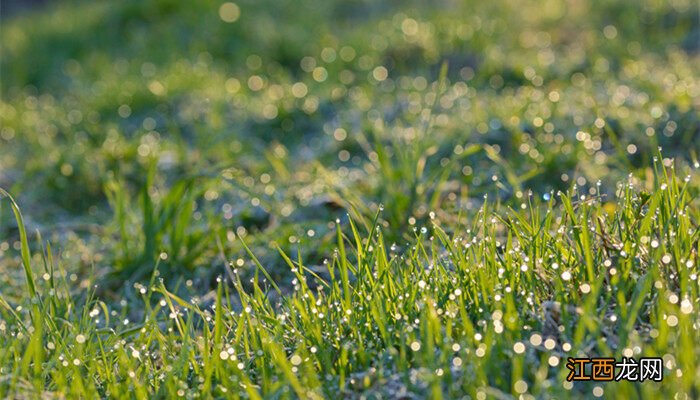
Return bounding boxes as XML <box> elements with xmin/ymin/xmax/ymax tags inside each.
<box><xmin>1</xmin><ymin>159</ymin><xmax>699</xmax><ymax>398</ymax></box>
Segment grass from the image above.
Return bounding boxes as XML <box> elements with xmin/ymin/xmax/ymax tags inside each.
<box><xmin>1</xmin><ymin>0</ymin><xmax>699</xmax><ymax>398</ymax></box>
<box><xmin>1</xmin><ymin>157</ymin><xmax>699</xmax><ymax>398</ymax></box>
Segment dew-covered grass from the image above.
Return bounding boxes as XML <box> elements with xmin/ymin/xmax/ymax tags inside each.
<box><xmin>2</xmin><ymin>158</ymin><xmax>699</xmax><ymax>398</ymax></box>
<box><xmin>1</xmin><ymin>0</ymin><xmax>699</xmax><ymax>398</ymax></box>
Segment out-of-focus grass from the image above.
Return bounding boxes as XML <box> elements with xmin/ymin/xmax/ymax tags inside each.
<box><xmin>0</xmin><ymin>0</ymin><xmax>699</xmax><ymax>397</ymax></box>
<box><xmin>2</xmin><ymin>0</ymin><xmax>697</xmax><ymax>277</ymax></box>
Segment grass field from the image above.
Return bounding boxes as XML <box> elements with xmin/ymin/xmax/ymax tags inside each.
<box><xmin>1</xmin><ymin>0</ymin><xmax>699</xmax><ymax>398</ymax></box>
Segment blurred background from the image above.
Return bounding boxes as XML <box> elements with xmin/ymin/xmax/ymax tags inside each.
<box><xmin>0</xmin><ymin>0</ymin><xmax>698</xmax><ymax>291</ymax></box>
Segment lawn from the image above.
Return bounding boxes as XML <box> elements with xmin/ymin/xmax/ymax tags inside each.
<box><xmin>0</xmin><ymin>0</ymin><xmax>699</xmax><ymax>398</ymax></box>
